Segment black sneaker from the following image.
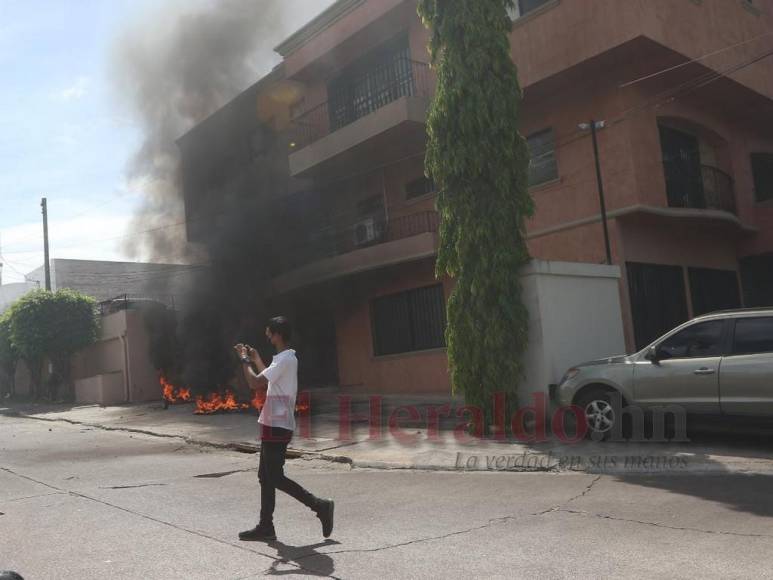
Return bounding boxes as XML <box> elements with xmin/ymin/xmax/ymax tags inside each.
<box><xmin>238</xmin><ymin>524</ymin><xmax>276</xmax><ymax>541</ymax></box>
<box><xmin>316</xmin><ymin>499</ymin><xmax>334</xmax><ymax>538</ymax></box>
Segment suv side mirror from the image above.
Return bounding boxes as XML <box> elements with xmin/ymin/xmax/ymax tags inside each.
<box><xmin>645</xmin><ymin>346</ymin><xmax>660</xmax><ymax>363</ymax></box>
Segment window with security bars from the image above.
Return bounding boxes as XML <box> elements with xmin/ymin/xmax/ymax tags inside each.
<box><xmin>751</xmin><ymin>153</ymin><xmax>773</xmax><ymax>202</ymax></box>
<box><xmin>527</xmin><ymin>128</ymin><xmax>558</xmax><ymax>186</ymax></box>
<box><xmin>371</xmin><ymin>284</ymin><xmax>446</xmax><ymax>356</ymax></box>
<box><xmin>327</xmin><ymin>38</ymin><xmax>414</xmax><ymax>132</ymax></box>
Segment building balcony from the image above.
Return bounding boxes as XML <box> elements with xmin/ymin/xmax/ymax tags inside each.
<box><xmin>287</xmin><ymin>59</ymin><xmax>432</xmax><ymax>177</ymax></box>
<box><xmin>271</xmin><ymin>210</ymin><xmax>439</xmax><ymax>295</ymax></box>
<box><xmin>664</xmin><ymin>162</ymin><xmax>737</xmax><ymax>215</ymax></box>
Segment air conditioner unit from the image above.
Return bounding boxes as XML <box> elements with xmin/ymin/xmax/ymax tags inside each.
<box><xmin>353</xmin><ymin>217</ymin><xmax>378</xmax><ymax>246</ymax></box>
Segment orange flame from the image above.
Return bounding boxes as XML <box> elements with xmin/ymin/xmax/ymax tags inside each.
<box><xmin>194</xmin><ymin>389</ymin><xmax>249</xmax><ymax>414</ymax></box>
<box><xmin>161</xmin><ymin>377</ymin><xmax>309</xmax><ymax>415</ymax></box>
<box><xmin>250</xmin><ymin>389</ymin><xmax>266</xmax><ymax>411</ymax></box>
<box><xmin>161</xmin><ymin>376</ymin><xmax>191</xmax><ymax>403</ymax></box>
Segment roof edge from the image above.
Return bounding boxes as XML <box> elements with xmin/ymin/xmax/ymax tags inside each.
<box><xmin>175</xmin><ymin>63</ymin><xmax>285</xmax><ymax>146</ymax></box>
<box><xmin>274</xmin><ymin>0</ymin><xmax>366</xmax><ymax>57</ymax></box>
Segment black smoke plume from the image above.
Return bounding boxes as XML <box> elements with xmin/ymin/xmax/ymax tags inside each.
<box><xmin>112</xmin><ymin>0</ymin><xmax>324</xmax><ymax>394</ymax></box>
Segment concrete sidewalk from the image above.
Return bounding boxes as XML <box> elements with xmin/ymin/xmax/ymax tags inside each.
<box><xmin>4</xmin><ymin>393</ymin><xmax>773</xmax><ymax>475</ymax></box>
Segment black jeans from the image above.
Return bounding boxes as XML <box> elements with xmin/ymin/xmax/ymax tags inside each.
<box><xmin>258</xmin><ymin>424</ymin><xmax>318</xmax><ymax>526</ymax></box>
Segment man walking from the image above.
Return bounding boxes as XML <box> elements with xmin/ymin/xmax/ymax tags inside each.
<box><xmin>235</xmin><ymin>316</ymin><xmax>334</xmax><ymax>541</ymax></box>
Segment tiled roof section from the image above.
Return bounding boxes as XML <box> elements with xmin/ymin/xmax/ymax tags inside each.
<box><xmin>274</xmin><ymin>0</ymin><xmax>365</xmax><ymax>57</ymax></box>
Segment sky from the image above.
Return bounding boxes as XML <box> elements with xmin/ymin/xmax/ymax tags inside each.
<box><xmin>0</xmin><ymin>0</ymin><xmax>334</xmax><ymax>284</ymax></box>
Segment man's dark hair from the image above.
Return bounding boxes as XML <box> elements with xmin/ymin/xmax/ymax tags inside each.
<box><xmin>0</xmin><ymin>572</ymin><xmax>25</xmax><ymax>580</ymax></box>
<box><xmin>267</xmin><ymin>316</ymin><xmax>292</xmax><ymax>342</ymax></box>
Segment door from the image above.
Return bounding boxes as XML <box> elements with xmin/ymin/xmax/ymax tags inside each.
<box><xmin>740</xmin><ymin>254</ymin><xmax>773</xmax><ymax>307</ymax></box>
<box><xmin>627</xmin><ymin>262</ymin><xmax>689</xmax><ymax>350</ymax></box>
<box><xmin>633</xmin><ymin>319</ymin><xmax>727</xmax><ymax>413</ymax></box>
<box><xmin>659</xmin><ymin>125</ymin><xmax>704</xmax><ymax>209</ymax></box>
<box><xmin>719</xmin><ymin>316</ymin><xmax>773</xmax><ymax>416</ymax></box>
<box><xmin>688</xmin><ymin>267</ymin><xmax>742</xmax><ymax>316</ymax></box>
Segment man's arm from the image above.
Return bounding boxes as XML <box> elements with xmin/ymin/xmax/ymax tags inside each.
<box><xmin>242</xmin><ymin>363</ymin><xmax>268</xmax><ymax>391</ymax></box>
<box><xmin>235</xmin><ymin>344</ymin><xmax>268</xmax><ymax>391</ymax></box>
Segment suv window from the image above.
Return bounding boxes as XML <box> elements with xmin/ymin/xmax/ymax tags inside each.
<box><xmin>657</xmin><ymin>320</ymin><xmax>725</xmax><ymax>359</ymax></box>
<box><xmin>732</xmin><ymin>317</ymin><xmax>773</xmax><ymax>355</ymax></box>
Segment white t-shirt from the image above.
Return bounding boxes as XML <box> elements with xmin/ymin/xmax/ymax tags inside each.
<box><xmin>257</xmin><ymin>348</ymin><xmax>298</xmax><ymax>431</ymax></box>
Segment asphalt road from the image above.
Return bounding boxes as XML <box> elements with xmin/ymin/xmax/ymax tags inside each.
<box><xmin>2</xmin><ymin>416</ymin><xmax>773</xmax><ymax>579</ymax></box>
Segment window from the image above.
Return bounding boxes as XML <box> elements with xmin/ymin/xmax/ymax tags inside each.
<box><xmin>732</xmin><ymin>317</ymin><xmax>773</xmax><ymax>355</ymax></box>
<box><xmin>508</xmin><ymin>0</ymin><xmax>554</xmax><ymax>19</ymax></box>
<box><xmin>356</xmin><ymin>194</ymin><xmax>384</xmax><ymax>217</ymax></box>
<box><xmin>405</xmin><ymin>177</ymin><xmax>435</xmax><ymax>201</ymax></box>
<box><xmin>751</xmin><ymin>153</ymin><xmax>773</xmax><ymax>202</ymax></box>
<box><xmin>527</xmin><ymin>128</ymin><xmax>558</xmax><ymax>187</ymax></box>
<box><xmin>657</xmin><ymin>320</ymin><xmax>725</xmax><ymax>359</ymax></box>
<box><xmin>371</xmin><ymin>284</ymin><xmax>446</xmax><ymax>356</ymax></box>
<box><xmin>289</xmin><ymin>97</ymin><xmax>306</xmax><ymax>119</ymax></box>
<box><xmin>327</xmin><ymin>37</ymin><xmax>414</xmax><ymax>132</ymax></box>
<box><xmin>742</xmin><ymin>0</ymin><xmax>761</xmax><ymax>15</ymax></box>
<box><xmin>659</xmin><ymin>125</ymin><xmax>704</xmax><ymax>209</ymax></box>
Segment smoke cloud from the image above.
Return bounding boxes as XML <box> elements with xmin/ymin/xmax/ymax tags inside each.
<box><xmin>111</xmin><ymin>0</ymin><xmax>334</xmax><ymax>394</ymax></box>
<box><xmin>112</xmin><ymin>0</ymin><xmax>292</xmax><ymax>261</ymax></box>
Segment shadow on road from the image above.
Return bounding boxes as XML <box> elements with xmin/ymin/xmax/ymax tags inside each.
<box><xmin>606</xmin><ymin>417</ymin><xmax>773</xmax><ymax>519</ymax></box>
<box><xmin>615</xmin><ymin>470</ymin><xmax>773</xmax><ymax>519</ymax></box>
<box><xmin>264</xmin><ymin>539</ymin><xmax>339</xmax><ymax>577</ymax></box>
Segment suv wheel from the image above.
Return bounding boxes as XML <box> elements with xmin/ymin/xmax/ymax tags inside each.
<box><xmin>576</xmin><ymin>388</ymin><xmax>617</xmax><ymax>440</ymax></box>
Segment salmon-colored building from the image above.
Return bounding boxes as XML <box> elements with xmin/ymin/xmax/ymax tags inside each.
<box><xmin>181</xmin><ymin>0</ymin><xmax>773</xmax><ymax>394</ymax></box>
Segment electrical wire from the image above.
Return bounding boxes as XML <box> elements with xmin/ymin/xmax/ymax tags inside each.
<box><xmin>612</xmin><ymin>44</ymin><xmax>773</xmax><ymax>126</ymax></box>
<box><xmin>619</xmin><ymin>29</ymin><xmax>773</xmax><ymax>88</ymax></box>
<box><xmin>0</xmin><ymin>253</ymin><xmax>30</xmax><ymax>280</ymax></box>
<box><xmin>5</xmin><ymin>39</ymin><xmax>772</xmax><ymax>265</ymax></box>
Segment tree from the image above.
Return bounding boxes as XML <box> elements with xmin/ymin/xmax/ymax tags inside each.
<box><xmin>7</xmin><ymin>289</ymin><xmax>98</xmax><ymax>400</ymax></box>
<box><xmin>418</xmin><ymin>0</ymin><xmax>534</xmax><ymax>432</ymax></box>
<box><xmin>0</xmin><ymin>313</ymin><xmax>19</xmax><ymax>398</ymax></box>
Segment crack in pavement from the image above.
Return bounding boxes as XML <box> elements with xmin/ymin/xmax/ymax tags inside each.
<box><xmin>552</xmin><ymin>508</ymin><xmax>773</xmax><ymax>539</ymax></box>
<box><xmin>11</xmin><ymin>414</ymin><xmax>346</xmax><ymax>465</ymax></box>
<box><xmin>2</xmin><ymin>491</ymin><xmax>66</xmax><ymax>504</ymax></box>
<box><xmin>294</xmin><ymin>515</ymin><xmax>524</xmax><ymax>560</ymax></box>
<box><xmin>530</xmin><ymin>475</ymin><xmax>773</xmax><ymax>540</ymax></box>
<box><xmin>534</xmin><ymin>474</ymin><xmax>602</xmax><ymax>515</ymax></box>
<box><xmin>314</xmin><ymin>440</ymin><xmax>363</xmax><ymax>453</ymax></box>
<box><xmin>291</xmin><ymin>477</ymin><xmax>604</xmax><ymax>561</ymax></box>
<box><xmin>242</xmin><ymin>474</ymin><xmax>606</xmax><ymax>563</ymax></box>
<box><xmin>0</xmin><ymin>466</ymin><xmax>338</xmax><ymax>579</ymax></box>
<box><xmin>100</xmin><ymin>483</ymin><xmax>169</xmax><ymax>490</ymax></box>
<box><xmin>13</xmin><ymin>415</ymin><xmax>244</xmax><ymax>451</ymax></box>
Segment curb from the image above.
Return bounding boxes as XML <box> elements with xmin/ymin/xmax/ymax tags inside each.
<box><xmin>8</xmin><ymin>411</ymin><xmax>773</xmax><ymax>475</ymax></box>
<box><xmin>8</xmin><ymin>410</ymin><xmax>354</xmax><ymax>464</ymax></box>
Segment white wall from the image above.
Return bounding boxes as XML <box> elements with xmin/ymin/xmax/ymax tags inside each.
<box><xmin>520</xmin><ymin>260</ymin><xmax>626</xmax><ymax>406</ymax></box>
<box><xmin>0</xmin><ymin>282</ymin><xmax>38</xmax><ymax>313</ymax></box>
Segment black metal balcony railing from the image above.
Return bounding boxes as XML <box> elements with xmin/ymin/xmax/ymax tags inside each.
<box><xmin>289</xmin><ymin>60</ymin><xmax>432</xmax><ymax>150</ymax></box>
<box><xmin>280</xmin><ymin>210</ymin><xmax>439</xmax><ymax>272</ymax></box>
<box><xmin>701</xmin><ymin>165</ymin><xmax>737</xmax><ymax>214</ymax></box>
<box><xmin>663</xmin><ymin>162</ymin><xmax>737</xmax><ymax>214</ymax></box>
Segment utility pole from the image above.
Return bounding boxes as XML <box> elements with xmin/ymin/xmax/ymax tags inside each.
<box><xmin>41</xmin><ymin>197</ymin><xmax>51</xmax><ymax>290</ymax></box>
<box><xmin>579</xmin><ymin>120</ymin><xmax>613</xmax><ymax>265</ymax></box>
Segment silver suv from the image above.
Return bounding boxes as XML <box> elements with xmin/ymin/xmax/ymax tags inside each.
<box><xmin>556</xmin><ymin>308</ymin><xmax>773</xmax><ymax>438</ymax></box>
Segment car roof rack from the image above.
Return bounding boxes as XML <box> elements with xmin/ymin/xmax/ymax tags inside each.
<box><xmin>700</xmin><ymin>306</ymin><xmax>773</xmax><ymax>316</ymax></box>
